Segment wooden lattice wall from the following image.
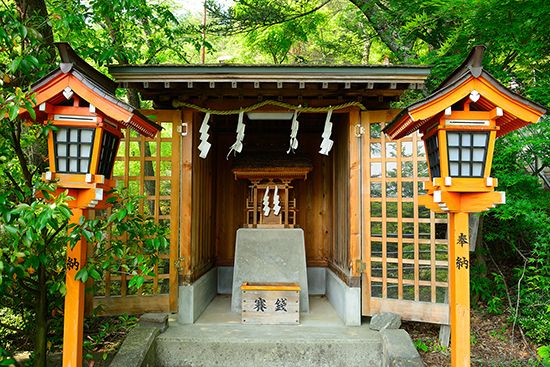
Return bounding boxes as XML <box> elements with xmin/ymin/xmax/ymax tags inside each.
<box><xmin>361</xmin><ymin>111</ymin><xmax>449</xmax><ymax>324</ymax></box>
<box><xmin>90</xmin><ymin>110</ymin><xmax>181</xmax><ymax>314</ymax></box>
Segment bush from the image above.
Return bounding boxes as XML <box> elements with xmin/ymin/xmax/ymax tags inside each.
<box><xmin>481</xmin><ymin>118</ymin><xmax>550</xmax><ymax>345</ymax></box>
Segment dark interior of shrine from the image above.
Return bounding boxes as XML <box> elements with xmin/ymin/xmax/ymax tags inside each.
<box><xmin>187</xmin><ymin>111</ymin><xmax>352</xmax><ymax>282</ymax></box>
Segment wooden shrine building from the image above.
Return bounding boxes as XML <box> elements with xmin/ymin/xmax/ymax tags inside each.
<box><xmin>52</xmin><ymin>43</ymin><xmax>451</xmax><ymax>326</ymax></box>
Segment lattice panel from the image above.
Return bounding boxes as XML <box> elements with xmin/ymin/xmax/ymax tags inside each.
<box><xmin>365</xmin><ymin>121</ymin><xmax>449</xmax><ymax>307</ymax></box>
<box><xmin>91</xmin><ymin>110</ymin><xmax>180</xmax><ymax>314</ymax></box>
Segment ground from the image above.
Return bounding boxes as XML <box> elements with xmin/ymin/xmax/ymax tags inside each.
<box><xmin>403</xmin><ymin>308</ymin><xmax>541</xmax><ymax>366</ymax></box>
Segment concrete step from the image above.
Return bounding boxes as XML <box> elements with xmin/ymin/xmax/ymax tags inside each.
<box><xmin>155</xmin><ymin>323</ymin><xmax>384</xmax><ymax>367</ymax></box>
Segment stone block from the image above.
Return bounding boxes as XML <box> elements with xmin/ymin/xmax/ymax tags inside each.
<box><xmin>231</xmin><ymin>228</ymin><xmax>309</xmax><ymax>312</ymax></box>
<box><xmin>178</xmin><ymin>267</ymin><xmax>217</xmax><ymax>324</ymax></box>
<box><xmin>325</xmin><ymin>269</ymin><xmax>361</xmax><ymax>326</ymax></box>
<box><xmin>110</xmin><ymin>326</ymin><xmax>159</xmax><ymax>367</ymax></box>
<box><xmin>140</xmin><ymin>313</ymin><xmax>169</xmax><ymax>333</ymax></box>
<box><xmin>380</xmin><ymin>329</ymin><xmax>424</xmax><ymax>367</ymax></box>
<box><xmin>369</xmin><ymin>312</ymin><xmax>402</xmax><ymax>331</ymax></box>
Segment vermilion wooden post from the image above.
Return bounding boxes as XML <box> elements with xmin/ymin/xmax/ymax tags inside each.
<box><xmin>448</xmin><ymin>211</ymin><xmax>470</xmax><ymax>367</ymax></box>
<box><xmin>63</xmin><ymin>207</ymin><xmax>87</xmax><ymax>367</ymax></box>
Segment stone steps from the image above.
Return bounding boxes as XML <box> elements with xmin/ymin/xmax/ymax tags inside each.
<box><xmin>155</xmin><ymin>323</ymin><xmax>384</xmax><ymax>367</ymax></box>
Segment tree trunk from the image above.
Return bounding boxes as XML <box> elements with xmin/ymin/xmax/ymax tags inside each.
<box><xmin>348</xmin><ymin>0</ymin><xmax>415</xmax><ymax>63</ymax></box>
<box><xmin>34</xmin><ymin>264</ymin><xmax>48</xmax><ymax>367</ymax></box>
<box><xmin>14</xmin><ymin>0</ymin><xmax>56</xmax><ymax>63</ymax></box>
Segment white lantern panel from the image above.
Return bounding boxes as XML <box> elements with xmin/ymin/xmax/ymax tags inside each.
<box><xmin>69</xmin><ymin>144</ymin><xmax>78</xmax><ymax>156</ymax></box>
<box><xmin>473</xmin><ymin>148</ymin><xmax>485</xmax><ymax>162</ymax></box>
<box><xmin>69</xmin><ymin>159</ymin><xmax>78</xmax><ymax>172</ymax></box>
<box><xmin>54</xmin><ymin>127</ymin><xmax>95</xmax><ymax>173</ymax></box>
<box><xmin>70</xmin><ymin>129</ymin><xmax>79</xmax><ymax>141</ymax></box>
<box><xmin>448</xmin><ymin>133</ymin><xmax>459</xmax><ymax>146</ymax></box>
<box><xmin>81</xmin><ymin>159</ymin><xmax>90</xmax><ymax>172</ymax></box>
<box><xmin>461</xmin><ymin>163</ymin><xmax>471</xmax><ymax>176</ymax></box>
<box><xmin>446</xmin><ymin>131</ymin><xmax>489</xmax><ymax>177</ymax></box>
<box><xmin>81</xmin><ymin>130</ymin><xmax>94</xmax><ymax>143</ymax></box>
<box><xmin>57</xmin><ymin>144</ymin><xmax>67</xmax><ymax>156</ymax></box>
<box><xmin>58</xmin><ymin>158</ymin><xmax>67</xmax><ymax>172</ymax></box>
<box><xmin>473</xmin><ymin>133</ymin><xmax>487</xmax><ymax>147</ymax></box>
<box><xmin>57</xmin><ymin>128</ymin><xmax>67</xmax><ymax>142</ymax></box>
<box><xmin>472</xmin><ymin>163</ymin><xmax>483</xmax><ymax>176</ymax></box>
<box><xmin>449</xmin><ymin>147</ymin><xmax>459</xmax><ymax>160</ymax></box>
<box><xmin>81</xmin><ymin>145</ymin><xmax>91</xmax><ymax>158</ymax></box>
<box><xmin>450</xmin><ymin>162</ymin><xmax>459</xmax><ymax>176</ymax></box>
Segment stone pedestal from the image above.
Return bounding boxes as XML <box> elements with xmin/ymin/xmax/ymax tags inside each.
<box><xmin>231</xmin><ymin>228</ymin><xmax>309</xmax><ymax>312</ymax></box>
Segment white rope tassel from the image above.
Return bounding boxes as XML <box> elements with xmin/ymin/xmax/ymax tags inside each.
<box><xmin>287</xmin><ymin>110</ymin><xmax>299</xmax><ymax>154</ymax></box>
<box><xmin>227</xmin><ymin>110</ymin><xmax>246</xmax><ymax>159</ymax></box>
<box><xmin>272</xmin><ymin>186</ymin><xmax>281</xmax><ymax>215</ymax></box>
<box><xmin>198</xmin><ymin>113</ymin><xmax>211</xmax><ymax>159</ymax></box>
<box><xmin>319</xmin><ymin>109</ymin><xmax>334</xmax><ymax>155</ymax></box>
<box><xmin>263</xmin><ymin>186</ymin><xmax>271</xmax><ymax>216</ymax></box>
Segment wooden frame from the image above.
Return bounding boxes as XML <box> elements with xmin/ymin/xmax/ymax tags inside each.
<box><xmin>361</xmin><ymin>110</ymin><xmax>449</xmax><ymax>324</ymax></box>
<box><xmin>91</xmin><ymin>110</ymin><xmax>181</xmax><ymax>314</ymax></box>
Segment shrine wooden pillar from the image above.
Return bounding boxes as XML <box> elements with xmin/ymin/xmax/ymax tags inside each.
<box><xmin>348</xmin><ymin>108</ymin><xmax>361</xmax><ymax>278</ymax></box>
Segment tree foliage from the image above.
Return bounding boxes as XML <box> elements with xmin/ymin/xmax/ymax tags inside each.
<box><xmin>1</xmin><ymin>0</ymin><xmax>549</xmax><ymax>362</ymax></box>
<box><xmin>0</xmin><ymin>1</ymin><xmax>176</xmax><ymax>365</ymax></box>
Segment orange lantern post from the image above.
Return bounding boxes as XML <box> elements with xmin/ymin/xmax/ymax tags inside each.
<box><xmin>22</xmin><ymin>43</ymin><xmax>161</xmax><ymax>366</ymax></box>
<box><xmin>384</xmin><ymin>46</ymin><xmax>546</xmax><ymax>366</ymax></box>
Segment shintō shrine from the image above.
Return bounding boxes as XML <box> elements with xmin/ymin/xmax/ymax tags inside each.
<box><xmin>23</xmin><ymin>43</ymin><xmax>545</xmax><ymax>367</ymax></box>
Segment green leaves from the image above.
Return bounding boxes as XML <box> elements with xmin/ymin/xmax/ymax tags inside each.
<box><xmin>63</xmin><ymin>188</ymin><xmax>169</xmax><ymax>293</ymax></box>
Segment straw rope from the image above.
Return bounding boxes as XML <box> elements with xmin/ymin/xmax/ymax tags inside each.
<box><xmin>172</xmin><ymin>99</ymin><xmax>366</xmax><ymax>115</ymax></box>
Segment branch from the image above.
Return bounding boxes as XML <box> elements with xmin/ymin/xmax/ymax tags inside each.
<box><xmin>486</xmin><ymin>242</ymin><xmax>537</xmax><ymax>360</ymax></box>
<box><xmin>3</xmin><ymin>170</ymin><xmax>26</xmax><ymax>198</ymax></box>
<box><xmin>17</xmin><ymin>278</ymin><xmax>39</xmax><ymax>295</ymax></box>
<box><xmin>512</xmin><ymin>251</ymin><xmax>527</xmax><ymax>344</ymax></box>
<box><xmin>46</xmin><ymin>222</ymin><xmax>68</xmax><ymax>246</ymax></box>
<box><xmin>0</xmin><ymin>320</ymin><xmax>26</xmax><ymax>335</ymax></box>
<box><xmin>213</xmin><ymin>0</ymin><xmax>333</xmax><ymax>36</ymax></box>
<box><xmin>9</xmin><ymin>119</ymin><xmax>34</xmax><ymax>191</ymax></box>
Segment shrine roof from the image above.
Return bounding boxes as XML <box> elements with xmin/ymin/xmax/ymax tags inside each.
<box><xmin>108</xmin><ymin>63</ymin><xmax>431</xmax><ymax>109</ymax></box>
<box><xmin>384</xmin><ymin>46</ymin><xmax>547</xmax><ymax>139</ymax></box>
<box><xmin>28</xmin><ymin>43</ymin><xmax>161</xmax><ymax>137</ymax></box>
<box><xmin>108</xmin><ymin>63</ymin><xmax>430</xmax><ymax>81</ymax></box>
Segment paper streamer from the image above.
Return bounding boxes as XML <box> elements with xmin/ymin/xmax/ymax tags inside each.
<box><xmin>319</xmin><ymin>109</ymin><xmax>334</xmax><ymax>155</ymax></box>
<box><xmin>198</xmin><ymin>113</ymin><xmax>211</xmax><ymax>159</ymax></box>
<box><xmin>226</xmin><ymin>111</ymin><xmax>246</xmax><ymax>159</ymax></box>
<box><xmin>287</xmin><ymin>110</ymin><xmax>299</xmax><ymax>154</ymax></box>
<box><xmin>272</xmin><ymin>186</ymin><xmax>281</xmax><ymax>216</ymax></box>
<box><xmin>263</xmin><ymin>186</ymin><xmax>271</xmax><ymax>216</ymax></box>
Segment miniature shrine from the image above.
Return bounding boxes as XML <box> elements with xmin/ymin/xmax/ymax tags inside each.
<box><xmin>232</xmin><ymin>153</ymin><xmax>313</xmax><ymax>228</ymax></box>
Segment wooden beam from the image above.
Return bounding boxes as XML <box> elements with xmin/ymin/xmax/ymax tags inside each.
<box><xmin>367</xmin><ymin>297</ymin><xmax>449</xmax><ymax>324</ymax></box>
<box><xmin>180</xmin><ymin>109</ymin><xmax>193</xmax><ymax>283</ymax></box>
<box><xmin>93</xmin><ymin>294</ymin><xmax>170</xmax><ymax>315</ymax></box>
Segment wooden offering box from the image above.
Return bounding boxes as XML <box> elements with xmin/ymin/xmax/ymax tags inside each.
<box><xmin>241</xmin><ymin>282</ymin><xmax>300</xmax><ymax>325</ymax></box>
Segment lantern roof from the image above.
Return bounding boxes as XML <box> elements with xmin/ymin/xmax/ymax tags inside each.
<box><xmin>384</xmin><ymin>46</ymin><xmax>547</xmax><ymax>139</ymax></box>
<box><xmin>28</xmin><ymin>42</ymin><xmax>161</xmax><ymax>138</ymax></box>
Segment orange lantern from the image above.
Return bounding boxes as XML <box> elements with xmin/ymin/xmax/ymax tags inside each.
<box><xmin>385</xmin><ymin>46</ymin><xmax>546</xmax><ymax>367</ymax></box>
<box><xmin>24</xmin><ymin>43</ymin><xmax>161</xmax><ymax>367</ymax></box>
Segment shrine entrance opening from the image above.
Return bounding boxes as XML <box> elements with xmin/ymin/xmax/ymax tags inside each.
<box><xmin>193</xmin><ymin>111</ymin><xmax>349</xmax><ymax>268</ymax></box>
<box><xmin>180</xmin><ymin>109</ymin><xmax>356</xmax><ymax>322</ymax></box>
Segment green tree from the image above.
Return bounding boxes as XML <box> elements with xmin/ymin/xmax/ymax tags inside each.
<box><xmin>0</xmin><ymin>2</ymin><xmax>172</xmax><ymax>366</ymax></box>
